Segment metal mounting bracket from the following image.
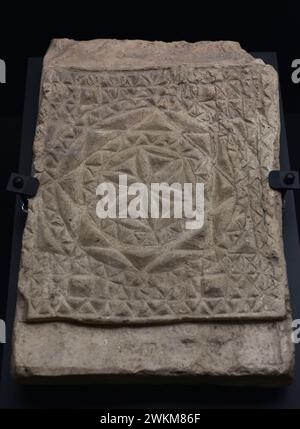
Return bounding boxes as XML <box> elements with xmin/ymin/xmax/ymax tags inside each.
<box><xmin>268</xmin><ymin>170</ymin><xmax>300</xmax><ymax>193</ymax></box>
<box><xmin>6</xmin><ymin>173</ymin><xmax>39</xmax><ymax>213</ymax></box>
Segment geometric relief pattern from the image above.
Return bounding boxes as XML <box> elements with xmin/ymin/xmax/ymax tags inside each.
<box><xmin>19</xmin><ymin>64</ymin><xmax>286</xmax><ymax>324</ymax></box>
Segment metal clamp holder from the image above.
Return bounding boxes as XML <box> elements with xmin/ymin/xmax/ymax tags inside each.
<box><xmin>6</xmin><ymin>173</ymin><xmax>39</xmax><ymax>213</ymax></box>
<box><xmin>268</xmin><ymin>170</ymin><xmax>300</xmax><ymax>195</ymax></box>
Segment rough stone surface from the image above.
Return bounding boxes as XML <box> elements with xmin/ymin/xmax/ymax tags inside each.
<box><xmin>12</xmin><ymin>39</ymin><xmax>294</xmax><ymax>384</ymax></box>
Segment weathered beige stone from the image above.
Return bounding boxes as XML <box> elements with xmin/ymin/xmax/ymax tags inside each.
<box><xmin>12</xmin><ymin>39</ymin><xmax>294</xmax><ymax>384</ymax></box>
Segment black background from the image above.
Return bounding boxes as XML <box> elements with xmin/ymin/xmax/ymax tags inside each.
<box><xmin>0</xmin><ymin>2</ymin><xmax>299</xmax><ymax>408</ymax></box>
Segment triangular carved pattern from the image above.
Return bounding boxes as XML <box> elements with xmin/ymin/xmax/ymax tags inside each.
<box><xmin>19</xmin><ymin>66</ymin><xmax>285</xmax><ymax>324</ymax></box>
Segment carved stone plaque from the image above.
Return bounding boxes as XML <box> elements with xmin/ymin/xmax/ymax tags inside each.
<box><xmin>12</xmin><ymin>40</ymin><xmax>294</xmax><ymax>384</ymax></box>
